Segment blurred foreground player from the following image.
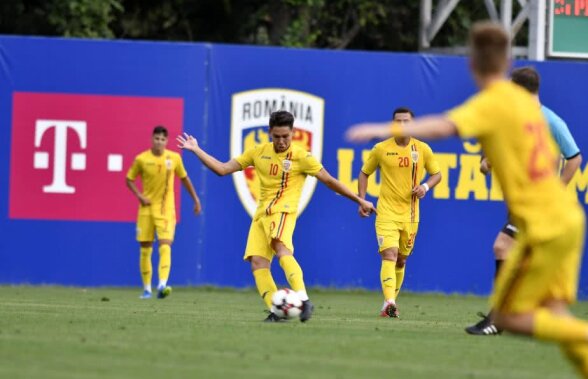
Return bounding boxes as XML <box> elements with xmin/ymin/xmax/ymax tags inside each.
<box><xmin>347</xmin><ymin>22</ymin><xmax>588</xmax><ymax>377</ymax></box>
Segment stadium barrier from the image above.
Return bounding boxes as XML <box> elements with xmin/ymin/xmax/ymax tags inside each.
<box><xmin>1</xmin><ymin>36</ymin><xmax>587</xmax><ymax>295</ymax></box>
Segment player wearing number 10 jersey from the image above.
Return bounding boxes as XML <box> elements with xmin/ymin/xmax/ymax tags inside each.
<box><xmin>177</xmin><ymin>110</ymin><xmax>376</xmax><ymax>322</ymax></box>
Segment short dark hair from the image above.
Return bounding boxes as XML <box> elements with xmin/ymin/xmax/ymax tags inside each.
<box><xmin>153</xmin><ymin>125</ymin><xmax>168</xmax><ymax>137</ymax></box>
<box><xmin>469</xmin><ymin>22</ymin><xmax>509</xmax><ymax>75</ymax></box>
<box><xmin>511</xmin><ymin>66</ymin><xmax>540</xmax><ymax>94</ymax></box>
<box><xmin>269</xmin><ymin>111</ymin><xmax>294</xmax><ymax>129</ymax></box>
<box><xmin>393</xmin><ymin>107</ymin><xmax>414</xmax><ymax>118</ymax></box>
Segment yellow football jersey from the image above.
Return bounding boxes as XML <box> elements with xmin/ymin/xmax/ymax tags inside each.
<box><xmin>235</xmin><ymin>142</ymin><xmax>323</xmax><ymax>219</ymax></box>
<box><xmin>447</xmin><ymin>80</ymin><xmax>581</xmax><ymax>242</ymax></box>
<box><xmin>126</xmin><ymin>149</ymin><xmax>187</xmax><ymax>219</ymax></box>
<box><xmin>362</xmin><ymin>138</ymin><xmax>440</xmax><ymax>222</ymax></box>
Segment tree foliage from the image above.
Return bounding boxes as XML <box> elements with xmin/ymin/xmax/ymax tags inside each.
<box><xmin>0</xmin><ymin>0</ymin><xmax>528</xmax><ymax>52</ymax></box>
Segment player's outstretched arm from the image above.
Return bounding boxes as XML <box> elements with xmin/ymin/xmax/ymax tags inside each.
<box><xmin>345</xmin><ymin>122</ymin><xmax>392</xmax><ymax>143</ymax></box>
<box><xmin>315</xmin><ymin>168</ymin><xmax>377</xmax><ymax>215</ymax></box>
<box><xmin>561</xmin><ymin>154</ymin><xmax>582</xmax><ymax>185</ymax></box>
<box><xmin>346</xmin><ymin>116</ymin><xmax>458</xmax><ymax>143</ymax></box>
<box><xmin>396</xmin><ymin>116</ymin><xmax>457</xmax><ymax>140</ymax></box>
<box><xmin>177</xmin><ymin>133</ymin><xmax>241</xmax><ymax>176</ymax></box>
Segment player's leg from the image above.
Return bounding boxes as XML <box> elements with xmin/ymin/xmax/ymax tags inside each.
<box><xmin>243</xmin><ymin>218</ymin><xmax>278</xmax><ymax>319</ymax></box>
<box><xmin>396</xmin><ymin>222</ymin><xmax>418</xmax><ymax>300</ymax></box>
<box><xmin>269</xmin><ymin>213</ymin><xmax>313</xmax><ymax>322</ymax></box>
<box><xmin>137</xmin><ymin>214</ymin><xmax>155</xmax><ymax>299</ymax></box>
<box><xmin>380</xmin><ymin>247</ymin><xmax>400</xmax><ymax>318</ymax></box>
<box><xmin>492</xmin><ymin>218</ymin><xmax>588</xmax><ymax>376</ymax></box>
<box><xmin>376</xmin><ymin>220</ymin><xmax>400</xmax><ymax>317</ymax></box>
<box><xmin>154</xmin><ymin>218</ymin><xmax>175</xmax><ymax>299</ymax></box>
<box><xmin>494</xmin><ymin>223</ymin><xmax>517</xmax><ymax>278</ymax></box>
<box><xmin>465</xmin><ymin>223</ymin><xmax>516</xmax><ymax>335</ymax></box>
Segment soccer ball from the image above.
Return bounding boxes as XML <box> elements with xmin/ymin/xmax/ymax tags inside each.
<box><xmin>271</xmin><ymin>288</ymin><xmax>303</xmax><ymax>319</ymax></box>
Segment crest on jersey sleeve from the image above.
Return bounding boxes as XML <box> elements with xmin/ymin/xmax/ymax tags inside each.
<box><xmin>231</xmin><ymin>88</ymin><xmax>324</xmax><ymax>218</ymax></box>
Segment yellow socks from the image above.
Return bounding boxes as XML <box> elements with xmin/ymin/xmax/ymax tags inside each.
<box><xmin>140</xmin><ymin>246</ymin><xmax>153</xmax><ymax>291</ymax></box>
<box><xmin>381</xmin><ymin>260</ymin><xmax>396</xmax><ymax>302</ymax></box>
<box><xmin>158</xmin><ymin>244</ymin><xmax>171</xmax><ymax>287</ymax></box>
<box><xmin>395</xmin><ymin>265</ymin><xmax>406</xmax><ymax>298</ymax></box>
<box><xmin>561</xmin><ymin>342</ymin><xmax>588</xmax><ymax>378</ymax></box>
<box><xmin>279</xmin><ymin>255</ymin><xmax>308</xmax><ymax>300</ymax></box>
<box><xmin>534</xmin><ymin>308</ymin><xmax>588</xmax><ymax>343</ymax></box>
<box><xmin>253</xmin><ymin>268</ymin><xmax>278</xmax><ymax>309</ymax></box>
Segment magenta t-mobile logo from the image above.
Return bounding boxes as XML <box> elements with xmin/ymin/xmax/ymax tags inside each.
<box><xmin>32</xmin><ymin>119</ymin><xmax>125</xmax><ymax>194</ymax></box>
<box><xmin>34</xmin><ymin>120</ymin><xmax>88</xmax><ymax>193</ymax></box>
<box><xmin>9</xmin><ymin>92</ymin><xmax>183</xmax><ymax>221</ymax></box>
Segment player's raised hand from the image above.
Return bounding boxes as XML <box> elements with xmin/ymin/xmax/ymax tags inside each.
<box><xmin>177</xmin><ymin>133</ymin><xmax>199</xmax><ymax>152</ymax></box>
<box><xmin>345</xmin><ymin>123</ymin><xmax>391</xmax><ymax>143</ymax></box>
<box><xmin>359</xmin><ymin>198</ymin><xmax>377</xmax><ymax>216</ymax></box>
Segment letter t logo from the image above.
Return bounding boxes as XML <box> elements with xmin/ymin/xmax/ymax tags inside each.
<box><xmin>34</xmin><ymin>120</ymin><xmax>87</xmax><ymax>194</ymax></box>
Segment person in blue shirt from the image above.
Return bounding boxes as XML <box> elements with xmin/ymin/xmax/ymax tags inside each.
<box><xmin>466</xmin><ymin>66</ymin><xmax>583</xmax><ymax>336</ymax></box>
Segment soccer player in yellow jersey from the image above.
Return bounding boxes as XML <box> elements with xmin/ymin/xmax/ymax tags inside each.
<box><xmin>347</xmin><ymin>22</ymin><xmax>588</xmax><ymax>377</ymax></box>
<box><xmin>358</xmin><ymin>107</ymin><xmax>441</xmax><ymax>318</ymax></box>
<box><xmin>177</xmin><ymin>110</ymin><xmax>376</xmax><ymax>322</ymax></box>
<box><xmin>126</xmin><ymin>126</ymin><xmax>201</xmax><ymax>300</ymax></box>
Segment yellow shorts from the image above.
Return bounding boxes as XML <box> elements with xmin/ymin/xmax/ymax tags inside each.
<box><xmin>491</xmin><ymin>212</ymin><xmax>585</xmax><ymax>314</ymax></box>
<box><xmin>243</xmin><ymin>212</ymin><xmax>297</xmax><ymax>262</ymax></box>
<box><xmin>136</xmin><ymin>214</ymin><xmax>176</xmax><ymax>242</ymax></box>
<box><xmin>375</xmin><ymin>220</ymin><xmax>419</xmax><ymax>255</ymax></box>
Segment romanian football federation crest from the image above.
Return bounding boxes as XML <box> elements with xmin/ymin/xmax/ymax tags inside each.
<box><xmin>410</xmin><ymin>151</ymin><xmax>419</xmax><ymax>163</ymax></box>
<box><xmin>231</xmin><ymin>88</ymin><xmax>324</xmax><ymax>218</ymax></box>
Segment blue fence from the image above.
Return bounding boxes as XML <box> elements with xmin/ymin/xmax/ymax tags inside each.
<box><xmin>1</xmin><ymin>36</ymin><xmax>587</xmax><ymax>296</ymax></box>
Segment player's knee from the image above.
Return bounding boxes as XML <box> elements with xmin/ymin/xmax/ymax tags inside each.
<box><xmin>250</xmin><ymin>256</ymin><xmax>270</xmax><ymax>271</ymax></box>
<box><xmin>381</xmin><ymin>248</ymin><xmax>398</xmax><ymax>262</ymax></box>
<box><xmin>396</xmin><ymin>256</ymin><xmax>407</xmax><ymax>268</ymax></box>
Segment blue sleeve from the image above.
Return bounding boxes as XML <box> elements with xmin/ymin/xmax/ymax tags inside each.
<box><xmin>542</xmin><ymin>105</ymin><xmax>581</xmax><ymax>159</ymax></box>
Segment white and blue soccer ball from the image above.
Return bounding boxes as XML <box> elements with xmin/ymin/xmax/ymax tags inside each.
<box><xmin>271</xmin><ymin>288</ymin><xmax>303</xmax><ymax>319</ymax></box>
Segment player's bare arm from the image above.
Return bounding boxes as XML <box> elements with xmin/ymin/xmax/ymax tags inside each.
<box><xmin>357</xmin><ymin>171</ymin><xmax>372</xmax><ymax>217</ymax></box>
<box><xmin>346</xmin><ymin>117</ymin><xmax>457</xmax><ymax>143</ymax></box>
<box><xmin>180</xmin><ymin>176</ymin><xmax>202</xmax><ymax>215</ymax></box>
<box><xmin>397</xmin><ymin>116</ymin><xmax>458</xmax><ymax>140</ymax></box>
<box><xmin>177</xmin><ymin>133</ymin><xmax>241</xmax><ymax>176</ymax></box>
<box><xmin>315</xmin><ymin>168</ymin><xmax>377</xmax><ymax>215</ymax></box>
<box><xmin>412</xmin><ymin>172</ymin><xmax>442</xmax><ymax>199</ymax></box>
<box><xmin>561</xmin><ymin>154</ymin><xmax>582</xmax><ymax>185</ymax></box>
<box><xmin>345</xmin><ymin>122</ymin><xmax>392</xmax><ymax>142</ymax></box>
<box><xmin>126</xmin><ymin>178</ymin><xmax>151</xmax><ymax>206</ymax></box>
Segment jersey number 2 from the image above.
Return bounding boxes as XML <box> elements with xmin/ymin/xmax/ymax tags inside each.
<box><xmin>525</xmin><ymin>123</ymin><xmax>554</xmax><ymax>181</ymax></box>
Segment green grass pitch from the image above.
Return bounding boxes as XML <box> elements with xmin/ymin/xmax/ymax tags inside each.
<box><xmin>1</xmin><ymin>286</ymin><xmax>586</xmax><ymax>379</ymax></box>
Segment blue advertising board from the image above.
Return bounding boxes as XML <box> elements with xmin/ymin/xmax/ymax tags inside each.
<box><xmin>1</xmin><ymin>36</ymin><xmax>587</xmax><ymax>297</ymax></box>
